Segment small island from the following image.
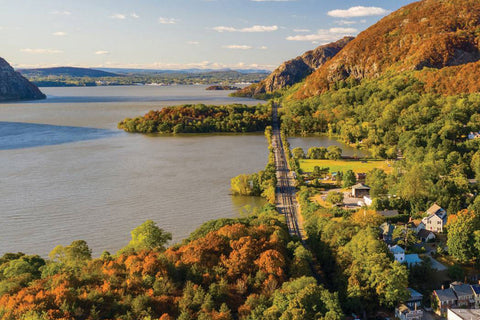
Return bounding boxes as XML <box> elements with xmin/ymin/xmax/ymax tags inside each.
<box><xmin>205</xmin><ymin>85</ymin><xmax>241</xmax><ymax>91</ymax></box>
<box><xmin>118</xmin><ymin>103</ymin><xmax>271</xmax><ymax>134</ymax></box>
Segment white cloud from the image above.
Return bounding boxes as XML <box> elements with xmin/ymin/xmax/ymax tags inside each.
<box><xmin>187</xmin><ymin>41</ymin><xmax>200</xmax><ymax>45</ymax></box>
<box><xmin>158</xmin><ymin>17</ymin><xmax>178</xmax><ymax>24</ymax></box>
<box><xmin>259</xmin><ymin>46</ymin><xmax>268</xmax><ymax>50</ymax></box>
<box><xmin>328</xmin><ymin>6</ymin><xmax>390</xmax><ymax>18</ymax></box>
<box><xmin>20</xmin><ymin>48</ymin><xmax>63</xmax><ymax>54</ymax></box>
<box><xmin>223</xmin><ymin>45</ymin><xmax>252</xmax><ymax>50</ymax></box>
<box><xmin>131</xmin><ymin>13</ymin><xmax>140</xmax><ymax>19</ymax></box>
<box><xmin>286</xmin><ymin>27</ymin><xmax>357</xmax><ymax>42</ymax></box>
<box><xmin>51</xmin><ymin>10</ymin><xmax>71</xmax><ymax>15</ymax></box>
<box><xmin>95</xmin><ymin>51</ymin><xmax>110</xmax><ymax>55</ymax></box>
<box><xmin>52</xmin><ymin>31</ymin><xmax>67</xmax><ymax>36</ymax></box>
<box><xmin>335</xmin><ymin>20</ymin><xmax>357</xmax><ymax>25</ymax></box>
<box><xmin>293</xmin><ymin>28</ymin><xmax>311</xmax><ymax>32</ymax></box>
<box><xmin>110</xmin><ymin>13</ymin><xmax>126</xmax><ymax>20</ymax></box>
<box><xmin>213</xmin><ymin>25</ymin><xmax>278</xmax><ymax>32</ymax></box>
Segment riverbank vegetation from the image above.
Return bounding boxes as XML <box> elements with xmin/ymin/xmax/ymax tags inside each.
<box><xmin>231</xmin><ymin>126</ymin><xmax>276</xmax><ymax>204</ymax></box>
<box><xmin>118</xmin><ymin>104</ymin><xmax>271</xmax><ymax>134</ymax></box>
<box><xmin>0</xmin><ymin>208</ymin><xmax>344</xmax><ymax>320</ymax></box>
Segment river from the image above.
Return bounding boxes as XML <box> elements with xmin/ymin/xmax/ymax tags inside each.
<box><xmin>0</xmin><ymin>85</ymin><xmax>348</xmax><ymax>256</ymax></box>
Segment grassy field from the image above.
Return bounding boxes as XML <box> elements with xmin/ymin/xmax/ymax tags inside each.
<box><xmin>299</xmin><ymin>159</ymin><xmax>394</xmax><ymax>174</ymax></box>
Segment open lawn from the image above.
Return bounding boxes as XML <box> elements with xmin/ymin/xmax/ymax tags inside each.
<box><xmin>299</xmin><ymin>159</ymin><xmax>394</xmax><ymax>174</ymax></box>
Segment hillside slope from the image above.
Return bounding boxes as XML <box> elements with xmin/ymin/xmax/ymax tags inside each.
<box><xmin>235</xmin><ymin>37</ymin><xmax>353</xmax><ymax>98</ymax></box>
<box><xmin>0</xmin><ymin>58</ymin><xmax>45</xmax><ymax>101</ymax></box>
<box><xmin>295</xmin><ymin>0</ymin><xmax>480</xmax><ymax>98</ymax></box>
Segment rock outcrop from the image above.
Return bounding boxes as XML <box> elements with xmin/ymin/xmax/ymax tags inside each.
<box><xmin>234</xmin><ymin>37</ymin><xmax>354</xmax><ymax>98</ymax></box>
<box><xmin>0</xmin><ymin>58</ymin><xmax>46</xmax><ymax>101</ymax></box>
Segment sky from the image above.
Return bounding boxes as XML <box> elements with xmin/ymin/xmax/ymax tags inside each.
<box><xmin>0</xmin><ymin>0</ymin><xmax>416</xmax><ymax>71</ymax></box>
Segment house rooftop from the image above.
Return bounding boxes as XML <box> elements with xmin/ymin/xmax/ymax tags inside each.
<box><xmin>389</xmin><ymin>245</ymin><xmax>405</xmax><ymax>254</ymax></box>
<box><xmin>379</xmin><ymin>210</ymin><xmax>399</xmax><ymax>217</ymax></box>
<box><xmin>448</xmin><ymin>308</ymin><xmax>480</xmax><ymax>319</ymax></box>
<box><xmin>352</xmin><ymin>183</ymin><xmax>370</xmax><ymax>190</ymax></box>
<box><xmin>405</xmin><ymin>254</ymin><xmax>422</xmax><ymax>265</ymax></box>
<box><xmin>407</xmin><ymin>288</ymin><xmax>423</xmax><ymax>300</ymax></box>
<box><xmin>426</xmin><ymin>203</ymin><xmax>443</xmax><ymax>215</ymax></box>
<box><xmin>471</xmin><ymin>284</ymin><xmax>480</xmax><ymax>295</ymax></box>
<box><xmin>450</xmin><ymin>282</ymin><xmax>474</xmax><ymax>297</ymax></box>
<box><xmin>417</xmin><ymin>229</ymin><xmax>435</xmax><ymax>239</ymax></box>
<box><xmin>434</xmin><ymin>288</ymin><xmax>457</xmax><ymax>301</ymax></box>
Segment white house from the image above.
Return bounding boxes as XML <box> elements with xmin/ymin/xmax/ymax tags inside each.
<box><xmin>389</xmin><ymin>245</ymin><xmax>405</xmax><ymax>263</ymax></box>
<box><xmin>395</xmin><ymin>304</ymin><xmax>423</xmax><ymax>320</ymax></box>
<box><xmin>422</xmin><ymin>203</ymin><xmax>447</xmax><ymax>233</ymax></box>
<box><xmin>364</xmin><ymin>196</ymin><xmax>373</xmax><ymax>206</ymax></box>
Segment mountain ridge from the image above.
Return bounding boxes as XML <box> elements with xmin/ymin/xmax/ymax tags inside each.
<box><xmin>234</xmin><ymin>37</ymin><xmax>354</xmax><ymax>98</ymax></box>
<box><xmin>294</xmin><ymin>0</ymin><xmax>480</xmax><ymax>98</ymax></box>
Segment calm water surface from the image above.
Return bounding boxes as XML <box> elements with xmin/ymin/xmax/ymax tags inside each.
<box><xmin>0</xmin><ymin>85</ymin><xmax>267</xmax><ymax>256</ymax></box>
<box><xmin>0</xmin><ymin>85</ymin><xmax>348</xmax><ymax>256</ymax></box>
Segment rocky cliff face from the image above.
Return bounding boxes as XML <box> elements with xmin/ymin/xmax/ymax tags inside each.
<box><xmin>295</xmin><ymin>0</ymin><xmax>480</xmax><ymax>98</ymax></box>
<box><xmin>0</xmin><ymin>58</ymin><xmax>46</xmax><ymax>101</ymax></box>
<box><xmin>234</xmin><ymin>37</ymin><xmax>354</xmax><ymax>98</ymax></box>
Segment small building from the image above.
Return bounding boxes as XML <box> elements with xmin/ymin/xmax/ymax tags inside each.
<box><xmin>389</xmin><ymin>245</ymin><xmax>405</xmax><ymax>263</ymax></box>
<box><xmin>406</xmin><ymin>288</ymin><xmax>423</xmax><ymax>309</ymax></box>
<box><xmin>422</xmin><ymin>204</ymin><xmax>447</xmax><ymax>233</ymax></box>
<box><xmin>395</xmin><ymin>304</ymin><xmax>423</xmax><ymax>320</ymax></box>
<box><xmin>405</xmin><ymin>254</ymin><xmax>422</xmax><ymax>267</ymax></box>
<box><xmin>417</xmin><ymin>229</ymin><xmax>436</xmax><ymax>242</ymax></box>
<box><xmin>352</xmin><ymin>183</ymin><xmax>370</xmax><ymax>198</ymax></box>
<box><xmin>434</xmin><ymin>288</ymin><xmax>458</xmax><ymax>316</ymax></box>
<box><xmin>450</xmin><ymin>282</ymin><xmax>475</xmax><ymax>308</ymax></box>
<box><xmin>447</xmin><ymin>308</ymin><xmax>480</xmax><ymax>320</ymax></box>
<box><xmin>380</xmin><ymin>222</ymin><xmax>395</xmax><ymax>244</ymax></box>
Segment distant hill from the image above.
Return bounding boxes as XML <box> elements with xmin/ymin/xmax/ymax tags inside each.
<box><xmin>96</xmin><ymin>68</ymin><xmax>271</xmax><ymax>75</ymax></box>
<box><xmin>234</xmin><ymin>37</ymin><xmax>354</xmax><ymax>98</ymax></box>
<box><xmin>0</xmin><ymin>57</ymin><xmax>45</xmax><ymax>101</ymax></box>
<box><xmin>19</xmin><ymin>67</ymin><xmax>120</xmax><ymax>78</ymax></box>
<box><xmin>295</xmin><ymin>0</ymin><xmax>480</xmax><ymax>98</ymax></box>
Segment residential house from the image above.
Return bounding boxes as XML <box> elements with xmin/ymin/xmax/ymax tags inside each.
<box><xmin>471</xmin><ymin>284</ymin><xmax>480</xmax><ymax>309</ymax></box>
<box><xmin>447</xmin><ymin>308</ymin><xmax>480</xmax><ymax>320</ymax></box>
<box><xmin>406</xmin><ymin>288</ymin><xmax>423</xmax><ymax>309</ymax></box>
<box><xmin>450</xmin><ymin>282</ymin><xmax>475</xmax><ymax>308</ymax></box>
<box><xmin>404</xmin><ymin>254</ymin><xmax>422</xmax><ymax>267</ymax></box>
<box><xmin>422</xmin><ymin>204</ymin><xmax>447</xmax><ymax>233</ymax></box>
<box><xmin>433</xmin><ymin>288</ymin><xmax>458</xmax><ymax>316</ymax></box>
<box><xmin>380</xmin><ymin>222</ymin><xmax>395</xmax><ymax>244</ymax></box>
<box><xmin>417</xmin><ymin>229</ymin><xmax>436</xmax><ymax>242</ymax></box>
<box><xmin>389</xmin><ymin>245</ymin><xmax>405</xmax><ymax>263</ymax></box>
<box><xmin>395</xmin><ymin>304</ymin><xmax>423</xmax><ymax>320</ymax></box>
<box><xmin>352</xmin><ymin>183</ymin><xmax>370</xmax><ymax>198</ymax></box>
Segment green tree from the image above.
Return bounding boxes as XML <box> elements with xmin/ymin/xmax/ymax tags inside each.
<box><xmin>121</xmin><ymin>220</ymin><xmax>172</xmax><ymax>253</ymax></box>
<box><xmin>326</xmin><ymin>192</ymin><xmax>344</xmax><ymax>205</ymax></box>
<box><xmin>365</xmin><ymin>169</ymin><xmax>388</xmax><ymax>198</ymax></box>
<box><xmin>343</xmin><ymin>170</ymin><xmax>357</xmax><ymax>188</ymax></box>
<box><xmin>326</xmin><ymin>146</ymin><xmax>342</xmax><ymax>160</ymax></box>
<box><xmin>231</xmin><ymin>174</ymin><xmax>253</xmax><ymax>196</ymax></box>
<box><xmin>307</xmin><ymin>147</ymin><xmax>327</xmax><ymax>159</ymax></box>
<box><xmin>292</xmin><ymin>147</ymin><xmax>305</xmax><ymax>160</ymax></box>
<box><xmin>49</xmin><ymin>240</ymin><xmax>92</xmax><ymax>268</ymax></box>
<box><xmin>447</xmin><ymin>210</ymin><xmax>480</xmax><ymax>263</ymax></box>
<box><xmin>472</xmin><ymin>151</ymin><xmax>480</xmax><ymax>180</ymax></box>
<box><xmin>312</xmin><ymin>166</ymin><xmax>329</xmax><ymax>179</ymax></box>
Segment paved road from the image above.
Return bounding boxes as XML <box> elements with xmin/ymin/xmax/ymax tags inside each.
<box><xmin>271</xmin><ymin>103</ymin><xmax>305</xmax><ymax>240</ymax></box>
